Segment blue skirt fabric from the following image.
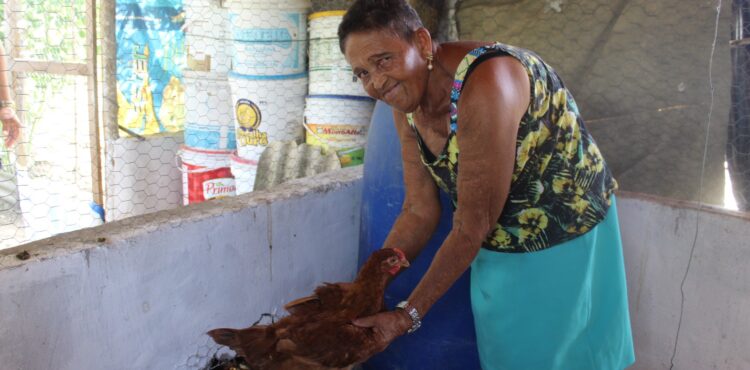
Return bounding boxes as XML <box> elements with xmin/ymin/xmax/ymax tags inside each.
<box><xmin>470</xmin><ymin>196</ymin><xmax>635</xmax><ymax>370</ymax></box>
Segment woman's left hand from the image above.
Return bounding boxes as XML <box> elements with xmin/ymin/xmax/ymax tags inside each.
<box><xmin>353</xmin><ymin>309</ymin><xmax>413</xmax><ymax>359</ymax></box>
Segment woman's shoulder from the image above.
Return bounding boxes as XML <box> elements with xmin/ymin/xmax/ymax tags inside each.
<box><xmin>440</xmin><ymin>42</ymin><xmax>526</xmax><ymax>79</ymax></box>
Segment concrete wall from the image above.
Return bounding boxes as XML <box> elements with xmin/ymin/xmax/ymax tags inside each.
<box><xmin>2</xmin><ymin>166</ymin><xmax>750</xmax><ymax>369</ymax></box>
<box><xmin>0</xmin><ymin>167</ymin><xmax>362</xmax><ymax>370</ymax></box>
<box><xmin>618</xmin><ymin>192</ymin><xmax>750</xmax><ymax>370</ymax></box>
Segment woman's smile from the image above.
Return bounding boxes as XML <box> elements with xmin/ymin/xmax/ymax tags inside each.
<box><xmin>382</xmin><ymin>83</ymin><xmax>400</xmax><ymax>101</ymax></box>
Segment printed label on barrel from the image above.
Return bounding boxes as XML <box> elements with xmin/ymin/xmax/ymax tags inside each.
<box><xmin>230</xmin><ymin>12</ymin><xmax>305</xmax><ymax>73</ymax></box>
<box><xmin>235</xmin><ymin>99</ymin><xmax>269</xmax><ymax>147</ymax></box>
<box><xmin>305</xmin><ymin>123</ymin><xmax>368</xmax><ymax>147</ymax></box>
<box><xmin>202</xmin><ymin>178</ymin><xmax>236</xmax><ymax>199</ymax></box>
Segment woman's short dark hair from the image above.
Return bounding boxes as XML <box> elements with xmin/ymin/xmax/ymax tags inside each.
<box><xmin>338</xmin><ymin>0</ymin><xmax>424</xmax><ymax>53</ymax></box>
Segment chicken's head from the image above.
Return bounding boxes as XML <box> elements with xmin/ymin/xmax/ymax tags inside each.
<box><xmin>380</xmin><ymin>247</ymin><xmax>410</xmax><ymax>276</ymax></box>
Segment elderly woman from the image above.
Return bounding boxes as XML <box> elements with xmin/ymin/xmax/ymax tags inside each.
<box><xmin>339</xmin><ymin>0</ymin><xmax>635</xmax><ymax>369</ymax></box>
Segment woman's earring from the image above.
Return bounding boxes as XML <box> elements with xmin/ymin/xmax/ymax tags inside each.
<box><xmin>427</xmin><ymin>54</ymin><xmax>434</xmax><ymax>71</ymax></box>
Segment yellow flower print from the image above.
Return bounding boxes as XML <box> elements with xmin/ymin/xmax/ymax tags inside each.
<box><xmin>536</xmin><ymin>123</ymin><xmax>551</xmax><ymax>146</ymax></box>
<box><xmin>552</xmin><ymin>89</ymin><xmax>568</xmax><ymax>110</ymax></box>
<box><xmin>531</xmin><ymin>80</ymin><xmax>550</xmax><ymax>118</ymax></box>
<box><xmin>569</xmin><ymin>196</ymin><xmax>589</xmax><ymax>214</ymax></box>
<box><xmin>538</xmin><ymin>153</ymin><xmax>553</xmax><ymax>175</ymax></box>
<box><xmin>447</xmin><ymin>137</ymin><xmax>459</xmax><ymax>163</ymax></box>
<box><xmin>518</xmin><ymin>208</ymin><xmax>549</xmax><ymax>242</ymax></box>
<box><xmin>583</xmin><ymin>144</ymin><xmax>604</xmax><ymax>172</ymax></box>
<box><xmin>518</xmin><ymin>228</ymin><xmax>533</xmax><ymax>243</ymax></box>
<box><xmin>567</xmin><ymin>223</ymin><xmax>591</xmax><ymax>234</ymax></box>
<box><xmin>553</xmin><ymin>112</ymin><xmax>580</xmax><ymax>158</ymax></box>
<box><xmin>557</xmin><ymin>111</ymin><xmax>577</xmax><ymax>130</ymax></box>
<box><xmin>517</xmin><ymin>130</ymin><xmax>536</xmax><ymax>170</ymax></box>
<box><xmin>488</xmin><ymin>226</ymin><xmax>512</xmax><ymax>247</ymax></box>
<box><xmin>552</xmin><ymin>177</ymin><xmax>575</xmax><ymax>194</ymax></box>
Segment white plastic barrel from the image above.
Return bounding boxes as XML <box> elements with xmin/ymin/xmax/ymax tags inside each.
<box><xmin>304</xmin><ymin>94</ymin><xmax>375</xmax><ymax>166</ymax></box>
<box><xmin>184</xmin><ymin>0</ymin><xmax>231</xmax><ymax>74</ymax></box>
<box><xmin>183</xmin><ymin>71</ymin><xmax>236</xmax><ymax>150</ymax></box>
<box><xmin>308</xmin><ymin>11</ymin><xmax>367</xmax><ymax>96</ymax></box>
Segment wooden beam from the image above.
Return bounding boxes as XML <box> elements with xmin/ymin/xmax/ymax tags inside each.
<box><xmin>10</xmin><ymin>59</ymin><xmax>89</xmax><ymax>76</ymax></box>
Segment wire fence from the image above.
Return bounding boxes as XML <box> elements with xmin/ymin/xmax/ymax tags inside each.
<box><xmin>457</xmin><ymin>0</ymin><xmax>737</xmax><ymax>210</ymax></box>
<box><xmin>0</xmin><ymin>0</ymin><xmax>748</xmax><ymax>254</ymax></box>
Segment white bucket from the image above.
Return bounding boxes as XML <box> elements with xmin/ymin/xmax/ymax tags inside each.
<box><xmin>183</xmin><ymin>71</ymin><xmax>236</xmax><ymax>150</ymax></box>
<box><xmin>303</xmin><ymin>94</ymin><xmax>375</xmax><ymax>150</ymax></box>
<box><xmin>230</xmin><ymin>154</ymin><xmax>258</xmax><ymax>195</ymax></box>
<box><xmin>228</xmin><ymin>72</ymin><xmax>308</xmax><ymax>161</ymax></box>
<box><xmin>227</xmin><ymin>1</ymin><xmax>310</xmax><ymax>77</ymax></box>
<box><xmin>308</xmin><ymin>11</ymin><xmax>367</xmax><ymax>96</ymax></box>
<box><xmin>178</xmin><ymin>146</ymin><xmax>236</xmax><ymax>205</ymax></box>
<box><xmin>184</xmin><ymin>1</ymin><xmax>231</xmax><ymax>74</ymax></box>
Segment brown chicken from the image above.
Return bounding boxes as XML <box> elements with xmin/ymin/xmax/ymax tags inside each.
<box><xmin>208</xmin><ymin>248</ymin><xmax>410</xmax><ymax>369</ymax></box>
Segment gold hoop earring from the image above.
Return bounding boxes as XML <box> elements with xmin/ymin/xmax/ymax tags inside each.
<box><xmin>427</xmin><ymin>54</ymin><xmax>434</xmax><ymax>71</ymax></box>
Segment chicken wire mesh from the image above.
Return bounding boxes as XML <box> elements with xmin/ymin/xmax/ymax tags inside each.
<box><xmin>1</xmin><ymin>0</ymin><xmax>748</xmax><ymax>251</ymax></box>
<box><xmin>456</xmin><ymin>0</ymin><xmax>741</xmax><ymax>211</ymax></box>
<box><xmin>0</xmin><ymin>0</ymin><xmax>103</xmax><ymax>249</ymax></box>
<box><xmin>0</xmin><ymin>0</ymin><xmax>377</xmax><ymax>250</ymax></box>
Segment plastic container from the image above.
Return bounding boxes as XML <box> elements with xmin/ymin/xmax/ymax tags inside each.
<box><xmin>359</xmin><ymin>101</ymin><xmax>481</xmax><ymax>370</ymax></box>
<box><xmin>230</xmin><ymin>153</ymin><xmax>258</xmax><ymax>195</ymax></box>
<box><xmin>178</xmin><ymin>146</ymin><xmax>236</xmax><ymax>205</ymax></box>
<box><xmin>304</xmin><ymin>94</ymin><xmax>374</xmax><ymax>167</ymax></box>
<box><xmin>308</xmin><ymin>11</ymin><xmax>367</xmax><ymax>96</ymax></box>
<box><xmin>304</xmin><ymin>95</ymin><xmax>374</xmax><ymax>147</ymax></box>
<box><xmin>184</xmin><ymin>0</ymin><xmax>231</xmax><ymax>74</ymax></box>
<box><xmin>228</xmin><ymin>72</ymin><xmax>308</xmax><ymax>161</ymax></box>
<box><xmin>183</xmin><ymin>71</ymin><xmax>235</xmax><ymax>150</ymax></box>
<box><xmin>227</xmin><ymin>0</ymin><xmax>310</xmax><ymax>77</ymax></box>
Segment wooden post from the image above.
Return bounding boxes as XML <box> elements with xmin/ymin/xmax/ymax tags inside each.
<box><xmin>86</xmin><ymin>0</ymin><xmax>104</xmax><ymax>208</ymax></box>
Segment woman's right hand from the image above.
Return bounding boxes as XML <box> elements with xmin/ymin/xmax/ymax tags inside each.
<box><xmin>1</xmin><ymin>107</ymin><xmax>21</xmax><ymax>148</ymax></box>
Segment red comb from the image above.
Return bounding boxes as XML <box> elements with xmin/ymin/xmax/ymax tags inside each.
<box><xmin>386</xmin><ymin>248</ymin><xmax>408</xmax><ymax>276</ymax></box>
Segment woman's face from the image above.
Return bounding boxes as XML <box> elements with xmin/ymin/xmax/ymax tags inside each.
<box><xmin>343</xmin><ymin>29</ymin><xmax>428</xmax><ymax>113</ymax></box>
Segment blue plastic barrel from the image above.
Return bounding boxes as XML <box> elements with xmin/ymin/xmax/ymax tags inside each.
<box><xmin>359</xmin><ymin>101</ymin><xmax>481</xmax><ymax>370</ymax></box>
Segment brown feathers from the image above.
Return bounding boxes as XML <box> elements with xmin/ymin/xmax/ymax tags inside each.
<box><xmin>208</xmin><ymin>248</ymin><xmax>409</xmax><ymax>369</ymax></box>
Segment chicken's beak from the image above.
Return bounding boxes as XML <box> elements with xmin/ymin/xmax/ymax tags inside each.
<box><xmin>399</xmin><ymin>258</ymin><xmax>410</xmax><ymax>268</ymax></box>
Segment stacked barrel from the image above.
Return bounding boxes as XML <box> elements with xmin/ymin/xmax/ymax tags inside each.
<box><xmin>304</xmin><ymin>10</ymin><xmax>375</xmax><ymax>167</ymax></box>
<box><xmin>226</xmin><ymin>0</ymin><xmax>311</xmax><ymax>194</ymax></box>
<box><xmin>180</xmin><ymin>0</ymin><xmax>236</xmax><ymax>205</ymax></box>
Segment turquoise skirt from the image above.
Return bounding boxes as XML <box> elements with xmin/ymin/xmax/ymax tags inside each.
<box><xmin>470</xmin><ymin>196</ymin><xmax>635</xmax><ymax>370</ymax></box>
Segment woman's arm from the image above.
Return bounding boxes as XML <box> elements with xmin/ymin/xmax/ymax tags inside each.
<box><xmin>406</xmin><ymin>55</ymin><xmax>530</xmax><ymax>318</ymax></box>
<box><xmin>380</xmin><ymin>110</ymin><xmax>442</xmax><ymax>262</ymax></box>
<box><xmin>0</xmin><ymin>43</ymin><xmax>21</xmax><ymax>148</ymax></box>
<box><xmin>354</xmin><ymin>56</ymin><xmax>531</xmax><ymax>347</ymax></box>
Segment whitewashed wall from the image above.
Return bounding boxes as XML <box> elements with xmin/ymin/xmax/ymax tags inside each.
<box><xmin>0</xmin><ymin>167</ymin><xmax>362</xmax><ymax>370</ymax></box>
<box><xmin>1</xmin><ymin>168</ymin><xmax>749</xmax><ymax>370</ymax></box>
<box><xmin>618</xmin><ymin>193</ymin><xmax>750</xmax><ymax>370</ymax></box>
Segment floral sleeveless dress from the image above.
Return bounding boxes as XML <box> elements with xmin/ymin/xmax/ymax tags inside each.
<box><xmin>406</xmin><ymin>42</ymin><xmax>618</xmax><ymax>253</ymax></box>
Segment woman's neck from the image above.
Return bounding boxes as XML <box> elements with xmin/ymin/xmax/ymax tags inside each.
<box><xmin>418</xmin><ymin>44</ymin><xmax>454</xmax><ymax>118</ymax></box>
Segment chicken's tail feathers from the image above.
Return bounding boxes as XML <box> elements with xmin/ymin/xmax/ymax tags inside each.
<box><xmin>207</xmin><ymin>328</ymin><xmax>244</xmax><ymax>348</ymax></box>
<box><xmin>284</xmin><ymin>295</ymin><xmax>320</xmax><ymax>315</ymax></box>
<box><xmin>208</xmin><ymin>326</ymin><xmax>277</xmax><ymax>359</ymax></box>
